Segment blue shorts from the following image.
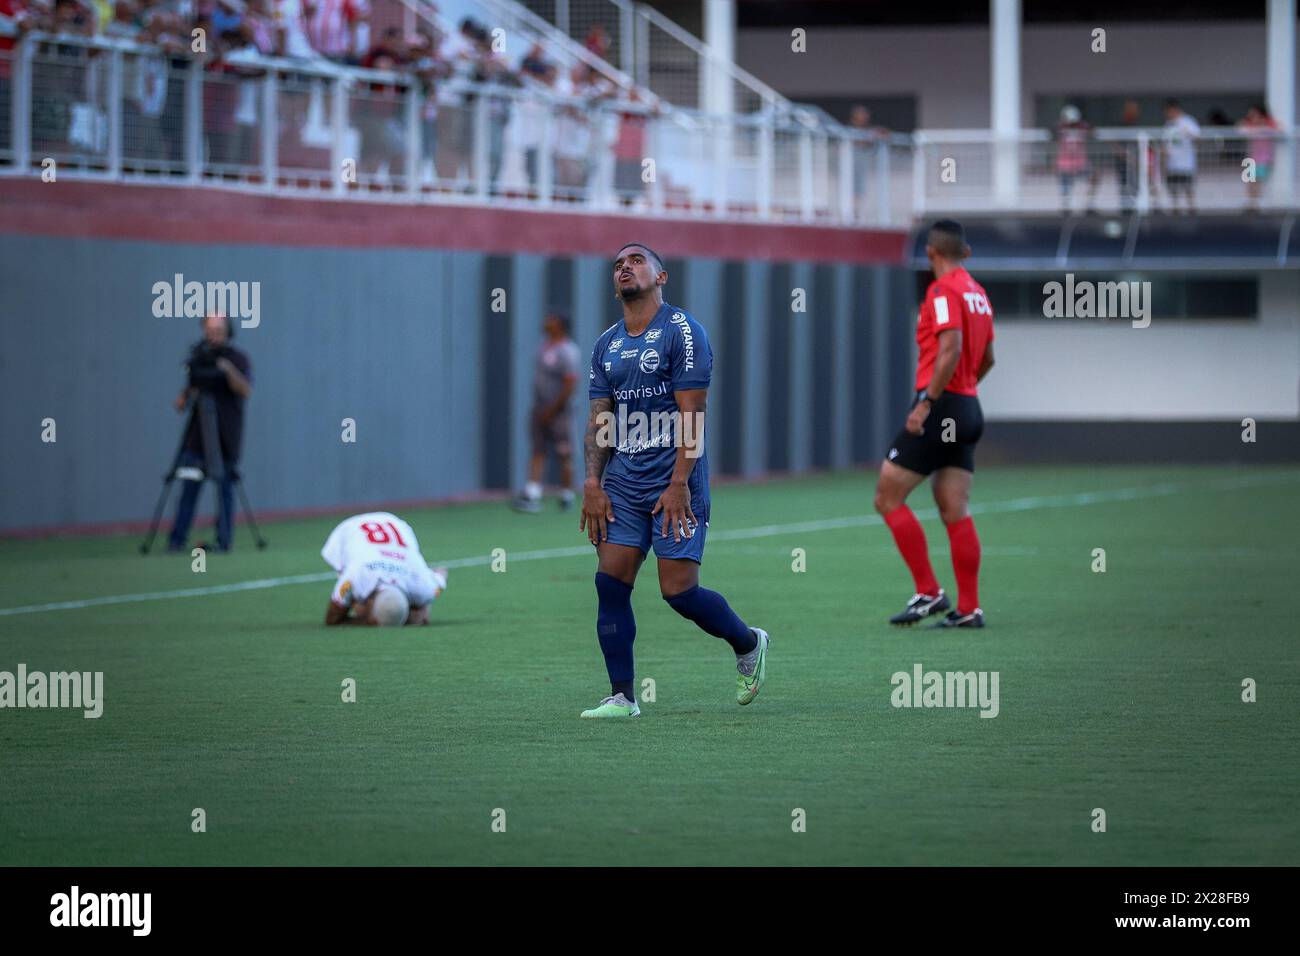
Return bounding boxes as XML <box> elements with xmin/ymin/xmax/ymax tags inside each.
<box><xmin>600</xmin><ymin>480</ymin><xmax>710</xmax><ymax>563</ymax></box>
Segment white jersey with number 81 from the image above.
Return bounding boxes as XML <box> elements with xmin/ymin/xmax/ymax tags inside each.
<box><xmin>322</xmin><ymin>512</ymin><xmax>442</xmax><ymax>609</ymax></box>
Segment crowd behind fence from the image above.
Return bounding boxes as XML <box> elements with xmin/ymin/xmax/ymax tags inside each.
<box><xmin>2</xmin><ymin>30</ymin><xmax>1297</xmax><ymax>223</ymax></box>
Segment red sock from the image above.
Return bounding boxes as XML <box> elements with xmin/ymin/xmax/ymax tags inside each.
<box><xmin>883</xmin><ymin>505</ymin><xmax>940</xmax><ymax>596</ymax></box>
<box><xmin>946</xmin><ymin>516</ymin><xmax>981</xmax><ymax>614</ymax></box>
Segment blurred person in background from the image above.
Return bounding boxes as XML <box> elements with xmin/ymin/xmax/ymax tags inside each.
<box><xmin>303</xmin><ymin>0</ymin><xmax>365</xmax><ymax>64</ymax></box>
<box><xmin>433</xmin><ymin>17</ymin><xmax>479</xmax><ymax>188</ymax></box>
<box><xmin>553</xmin><ymin>62</ymin><xmax>591</xmax><ymax>197</ymax></box>
<box><xmin>1054</xmin><ymin>104</ymin><xmax>1091</xmax><ymax>213</ymax></box>
<box><xmin>357</xmin><ymin>42</ymin><xmax>406</xmax><ymax>183</ymax></box>
<box><xmin>515</xmin><ymin>43</ymin><xmax>555</xmax><ymax>196</ymax></box>
<box><xmin>88</xmin><ymin>0</ymin><xmax>110</xmax><ymax>32</ymax></box>
<box><xmin>612</xmin><ymin>87</ymin><xmax>654</xmax><ymax>207</ymax></box>
<box><xmin>168</xmin><ymin>314</ymin><xmax>253</xmax><ymax>554</ymax></box>
<box><xmin>103</xmin><ymin>0</ymin><xmax>138</xmax><ymax>37</ymax></box>
<box><xmin>514</xmin><ymin>311</ymin><xmax>581</xmax><ymax>513</ymax></box>
<box><xmin>1238</xmin><ymin>103</ymin><xmax>1279</xmax><ymax>209</ymax></box>
<box><xmin>271</xmin><ymin>0</ymin><xmax>313</xmax><ymax>58</ymax></box>
<box><xmin>583</xmin><ymin>22</ymin><xmax>608</xmax><ymax>60</ymax></box>
<box><xmin>1162</xmin><ymin>98</ymin><xmax>1200</xmax><ymax>213</ymax></box>
<box><xmin>410</xmin><ymin>29</ymin><xmax>449</xmax><ymax>186</ymax></box>
<box><xmin>465</xmin><ymin>21</ymin><xmax>518</xmax><ymax>195</ymax></box>
<box><xmin>122</xmin><ymin>4</ymin><xmax>170</xmax><ymax>165</ymax></box>
<box><xmin>849</xmin><ymin>104</ymin><xmax>886</xmax><ymax>219</ymax></box>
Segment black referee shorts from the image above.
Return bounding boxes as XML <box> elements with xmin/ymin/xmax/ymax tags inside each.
<box><xmin>886</xmin><ymin>391</ymin><xmax>985</xmax><ymax>476</ymax></box>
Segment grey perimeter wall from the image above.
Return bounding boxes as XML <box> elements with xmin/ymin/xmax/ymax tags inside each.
<box><xmin>0</xmin><ymin>235</ymin><xmax>915</xmax><ymax>531</ymax></box>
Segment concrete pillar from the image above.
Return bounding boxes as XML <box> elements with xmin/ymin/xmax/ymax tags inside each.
<box><xmin>702</xmin><ymin>0</ymin><xmax>736</xmax><ymax>116</ymax></box>
<box><xmin>1267</xmin><ymin>0</ymin><xmax>1296</xmax><ymax>204</ymax></box>
<box><xmin>990</xmin><ymin>0</ymin><xmax>1021</xmax><ymax>207</ymax></box>
<box><xmin>741</xmin><ymin>260</ymin><xmax>769</xmax><ymax>477</ymax></box>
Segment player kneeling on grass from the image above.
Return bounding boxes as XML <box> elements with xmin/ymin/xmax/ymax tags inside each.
<box><xmin>577</xmin><ymin>243</ymin><xmax>768</xmax><ymax>718</ymax></box>
<box><xmin>321</xmin><ymin>512</ymin><xmax>448</xmax><ymax>627</ymax></box>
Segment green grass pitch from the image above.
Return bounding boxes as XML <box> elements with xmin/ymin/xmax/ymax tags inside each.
<box><xmin>1</xmin><ymin>465</ymin><xmax>1297</xmax><ymax>866</ymax></box>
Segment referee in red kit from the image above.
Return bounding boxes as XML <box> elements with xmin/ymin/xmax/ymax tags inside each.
<box><xmin>874</xmin><ymin>219</ymin><xmax>996</xmax><ymax>628</ymax></box>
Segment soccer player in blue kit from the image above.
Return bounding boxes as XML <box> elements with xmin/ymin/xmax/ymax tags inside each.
<box><xmin>578</xmin><ymin>243</ymin><xmax>769</xmax><ymax>718</ymax></box>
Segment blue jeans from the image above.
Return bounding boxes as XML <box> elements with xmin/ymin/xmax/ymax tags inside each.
<box><xmin>168</xmin><ymin>450</ymin><xmax>235</xmax><ymax>551</ymax></box>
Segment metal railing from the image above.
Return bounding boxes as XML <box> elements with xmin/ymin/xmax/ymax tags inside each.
<box><xmin>520</xmin><ymin>0</ymin><xmax>787</xmax><ymax>116</ymax></box>
<box><xmin>3</xmin><ymin>32</ymin><xmax>1297</xmax><ymax>223</ymax></box>
<box><xmin>0</xmin><ymin>31</ymin><xmax>898</xmax><ymax>224</ymax></box>
<box><xmin>912</xmin><ymin>128</ymin><xmax>1299</xmax><ymax>215</ymax></box>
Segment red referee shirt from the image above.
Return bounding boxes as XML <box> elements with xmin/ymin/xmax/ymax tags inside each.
<box><xmin>915</xmin><ymin>266</ymin><xmax>995</xmax><ymax>397</ymax></box>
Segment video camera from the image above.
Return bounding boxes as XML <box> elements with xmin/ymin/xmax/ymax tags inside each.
<box><xmin>185</xmin><ymin>340</ymin><xmax>234</xmax><ymax>391</ymax></box>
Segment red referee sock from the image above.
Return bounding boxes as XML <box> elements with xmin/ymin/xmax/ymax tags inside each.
<box><xmin>883</xmin><ymin>505</ymin><xmax>940</xmax><ymax>596</ymax></box>
<box><xmin>946</xmin><ymin>516</ymin><xmax>982</xmax><ymax>614</ymax></box>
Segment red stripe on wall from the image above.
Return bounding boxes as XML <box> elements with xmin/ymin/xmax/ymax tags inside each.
<box><xmin>0</xmin><ymin>180</ymin><xmax>908</xmax><ymax>264</ymax></box>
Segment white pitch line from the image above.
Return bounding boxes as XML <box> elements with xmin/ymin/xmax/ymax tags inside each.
<box><xmin>0</xmin><ymin>476</ymin><xmax>1290</xmax><ymax>619</ymax></box>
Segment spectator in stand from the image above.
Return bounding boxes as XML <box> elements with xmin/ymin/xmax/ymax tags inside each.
<box><xmin>553</xmin><ymin>62</ymin><xmax>594</xmax><ymax>198</ymax></box>
<box><xmin>304</xmin><ymin>0</ymin><xmax>363</xmax><ymax>63</ymax></box>
<box><xmin>89</xmin><ymin>0</ymin><xmax>111</xmax><ymax>33</ymax></box>
<box><xmin>1162</xmin><ymin>98</ymin><xmax>1200</xmax><ymax>213</ymax></box>
<box><xmin>433</xmin><ymin>18</ymin><xmax>480</xmax><ymax>188</ymax></box>
<box><xmin>583</xmin><ymin>22</ymin><xmax>608</xmax><ymax>61</ymax></box>
<box><xmin>271</xmin><ymin>0</ymin><xmax>314</xmax><ymax>58</ymax></box>
<box><xmin>120</xmin><ymin>4</ymin><xmax>170</xmax><ymax>164</ymax></box>
<box><xmin>1054</xmin><ymin>104</ymin><xmax>1091</xmax><ymax>212</ymax></box>
<box><xmin>220</xmin><ymin>20</ymin><xmax>265</xmax><ymax>165</ymax></box>
<box><xmin>358</xmin><ymin>34</ymin><xmax>407</xmax><ymax>182</ymax></box>
<box><xmin>103</xmin><ymin>0</ymin><xmax>139</xmax><ymax>37</ymax></box>
<box><xmin>410</xmin><ymin>29</ymin><xmax>449</xmax><ymax>185</ymax></box>
<box><xmin>51</xmin><ymin>0</ymin><xmax>94</xmax><ymax>36</ymax></box>
<box><xmin>515</xmin><ymin>44</ymin><xmax>555</xmax><ymax>195</ymax></box>
<box><xmin>242</xmin><ymin>0</ymin><xmax>275</xmax><ymax>52</ymax></box>
<box><xmin>613</xmin><ymin>87</ymin><xmax>653</xmax><ymax>206</ymax></box>
<box><xmin>461</xmin><ymin>21</ymin><xmax>517</xmax><ymax>194</ymax></box>
<box><xmin>1238</xmin><ymin>103</ymin><xmax>1279</xmax><ymax>208</ymax></box>
<box><xmin>849</xmin><ymin>104</ymin><xmax>887</xmax><ymax>219</ymax></box>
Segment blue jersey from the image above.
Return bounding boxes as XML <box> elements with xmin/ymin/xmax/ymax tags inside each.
<box><xmin>588</xmin><ymin>302</ymin><xmax>712</xmax><ymax>498</ymax></box>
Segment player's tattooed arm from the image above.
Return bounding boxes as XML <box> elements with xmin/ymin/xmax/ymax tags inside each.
<box><xmin>584</xmin><ymin>396</ymin><xmax>615</xmax><ymax>482</ymax></box>
<box><xmin>581</xmin><ymin>397</ymin><xmax>616</xmax><ymax>544</ymax></box>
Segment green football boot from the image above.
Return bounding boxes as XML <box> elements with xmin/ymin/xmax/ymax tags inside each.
<box><xmin>580</xmin><ymin>692</ymin><xmax>641</xmax><ymax>718</ymax></box>
<box><xmin>736</xmin><ymin>628</ymin><xmax>769</xmax><ymax>705</ymax></box>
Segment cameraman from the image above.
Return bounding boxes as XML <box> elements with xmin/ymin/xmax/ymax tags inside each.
<box><xmin>167</xmin><ymin>313</ymin><xmax>253</xmax><ymax>553</ymax></box>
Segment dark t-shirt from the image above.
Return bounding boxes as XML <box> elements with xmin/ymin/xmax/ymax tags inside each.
<box><xmin>183</xmin><ymin>345</ymin><xmax>252</xmax><ymax>465</ymax></box>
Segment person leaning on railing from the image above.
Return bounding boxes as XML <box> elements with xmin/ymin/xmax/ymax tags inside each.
<box><xmin>1238</xmin><ymin>103</ymin><xmax>1280</xmax><ymax>208</ymax></box>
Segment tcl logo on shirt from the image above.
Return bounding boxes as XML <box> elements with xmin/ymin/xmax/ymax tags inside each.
<box><xmin>932</xmin><ymin>291</ymin><xmax>991</xmax><ymax>325</ymax></box>
<box><xmin>962</xmin><ymin>292</ymin><xmax>992</xmax><ymax>315</ymax></box>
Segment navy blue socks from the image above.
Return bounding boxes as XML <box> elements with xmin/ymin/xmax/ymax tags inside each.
<box><xmin>664</xmin><ymin>585</ymin><xmax>757</xmax><ymax>655</ymax></box>
<box><xmin>595</xmin><ymin>572</ymin><xmax>636</xmax><ymax>699</ymax></box>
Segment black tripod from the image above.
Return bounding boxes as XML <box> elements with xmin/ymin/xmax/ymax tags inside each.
<box><xmin>140</xmin><ymin>393</ymin><xmax>267</xmax><ymax>554</ymax></box>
